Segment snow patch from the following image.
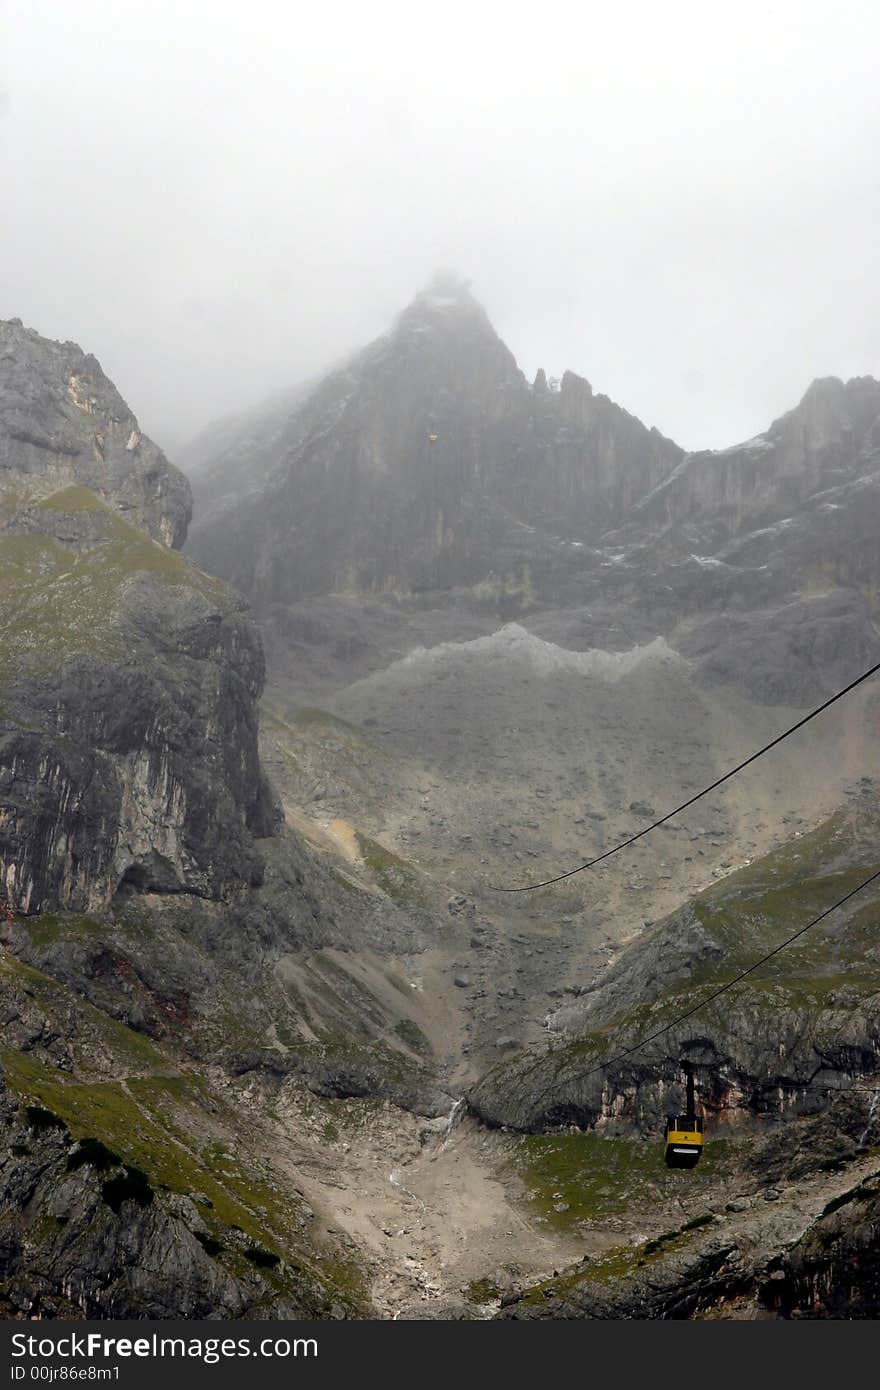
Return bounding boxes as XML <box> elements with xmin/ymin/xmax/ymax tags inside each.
<box><xmin>422</xmin><ymin>294</ymin><xmax>462</xmax><ymax>310</ymax></box>
<box><xmin>740</xmin><ymin>516</ymin><xmax>796</xmax><ymax>541</ymax></box>
<box><xmin>712</xmin><ymin>434</ymin><xmax>774</xmax><ymax>456</ymax></box>
<box><xmin>689</xmin><ymin>553</ymin><xmax>730</xmax><ymax>569</ymax></box>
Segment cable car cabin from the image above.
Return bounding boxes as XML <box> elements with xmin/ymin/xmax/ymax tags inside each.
<box><xmin>664</xmin><ymin>1114</ymin><xmax>704</xmax><ymax>1169</ymax></box>
<box><xmin>427</xmin><ymin>432</ymin><xmax>439</xmax><ymax>443</ymax></box>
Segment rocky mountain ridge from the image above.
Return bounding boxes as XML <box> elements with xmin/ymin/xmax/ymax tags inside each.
<box><xmin>185</xmin><ymin>280</ymin><xmax>880</xmax><ymax>641</ymax></box>
<box><xmin>186</xmin><ymin>276</ymin><xmax>684</xmax><ymax>608</ymax></box>
<box><xmin>638</xmin><ymin>374</ymin><xmax>880</xmax><ymax>534</ymax></box>
<box><xmin>4</xmin><ymin>298</ymin><xmax>880</xmax><ymax>1318</ymax></box>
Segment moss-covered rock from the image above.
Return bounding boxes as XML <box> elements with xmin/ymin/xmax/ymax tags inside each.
<box><xmin>1</xmin><ymin>321</ymin><xmax>279</xmax><ymax>912</ymax></box>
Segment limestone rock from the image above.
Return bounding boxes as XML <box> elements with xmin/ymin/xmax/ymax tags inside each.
<box><xmin>0</xmin><ymin>320</ymin><xmax>277</xmax><ymax>913</ymax></box>
<box><xmin>0</xmin><ymin>318</ymin><xmax>191</xmax><ymax>547</ymax></box>
<box><xmin>186</xmin><ymin>277</ymin><xmax>683</xmax><ymax>609</ymax></box>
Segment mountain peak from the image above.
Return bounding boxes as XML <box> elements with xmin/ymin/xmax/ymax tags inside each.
<box><xmin>418</xmin><ymin>269</ymin><xmax>477</xmax><ymax>305</ymax></box>
<box><xmin>776</xmin><ymin>373</ymin><xmax>880</xmax><ymax>442</ymax></box>
<box><xmin>396</xmin><ymin>272</ymin><xmax>493</xmax><ymax>334</ymax></box>
<box><xmin>187</xmin><ymin>275</ymin><xmax>683</xmax><ymax>606</ymax></box>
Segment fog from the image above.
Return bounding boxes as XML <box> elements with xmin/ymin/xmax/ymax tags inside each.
<box><xmin>2</xmin><ymin>0</ymin><xmax>879</xmax><ymax>455</ymax></box>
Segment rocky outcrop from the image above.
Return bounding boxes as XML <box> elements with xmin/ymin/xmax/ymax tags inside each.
<box><xmin>0</xmin><ymin>320</ymin><xmax>278</xmax><ymax>913</ymax></box>
<box><xmin>0</xmin><ymin>1048</ymin><xmax>364</xmax><ymax>1319</ymax></box>
<box><xmin>0</xmin><ymin>1069</ymin><xmax>291</xmax><ymax>1318</ymax></box>
<box><xmin>763</xmin><ymin>1179</ymin><xmax>880</xmax><ymax>1317</ymax></box>
<box><xmin>500</xmin><ymin>1193</ymin><xmax>880</xmax><ymax>1321</ymax></box>
<box><xmin>1</xmin><ymin>318</ymin><xmax>191</xmax><ymax>546</ymax></box>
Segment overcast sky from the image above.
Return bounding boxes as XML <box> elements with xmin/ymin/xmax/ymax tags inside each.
<box><xmin>2</xmin><ymin>0</ymin><xmax>879</xmax><ymax>456</ymax></box>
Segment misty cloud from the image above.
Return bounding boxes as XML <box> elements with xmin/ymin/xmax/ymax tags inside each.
<box><xmin>2</xmin><ymin>0</ymin><xmax>879</xmax><ymax>454</ymax></box>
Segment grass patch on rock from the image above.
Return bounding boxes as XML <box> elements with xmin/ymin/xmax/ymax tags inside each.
<box><xmin>353</xmin><ymin>832</ymin><xmax>427</xmax><ymax>908</ymax></box>
<box><xmin>513</xmin><ymin>1131</ymin><xmax>733</xmax><ymax>1231</ymax></box>
<box><xmin>393</xmin><ymin>1017</ymin><xmax>432</xmax><ymax>1058</ymax></box>
<box><xmin>0</xmin><ymin>488</ymin><xmax>225</xmax><ymax>679</ymax></box>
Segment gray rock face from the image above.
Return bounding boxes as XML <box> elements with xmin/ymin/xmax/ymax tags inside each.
<box><xmin>763</xmin><ymin>1182</ymin><xmax>880</xmax><ymax>1318</ymax></box>
<box><xmin>0</xmin><ymin>321</ymin><xmax>277</xmax><ymax>913</ymax></box>
<box><xmin>0</xmin><ymin>1064</ymin><xmax>341</xmax><ymax>1319</ymax></box>
<box><xmin>0</xmin><ymin>318</ymin><xmax>191</xmax><ymax>546</ymax></box>
<box><xmin>182</xmin><ymin>288</ymin><xmax>880</xmax><ymax>749</ymax></box>
<box><xmin>180</xmin><ymin>380</ymin><xmax>311</xmax><ymax>530</ymax></box>
<box><xmin>0</xmin><ymin>575</ymin><xmax>277</xmax><ymax>913</ymax></box>
<box><xmin>638</xmin><ymin>375</ymin><xmax>880</xmax><ymax>535</ymax></box>
<box><xmin>186</xmin><ymin>276</ymin><xmax>683</xmax><ymax>607</ymax></box>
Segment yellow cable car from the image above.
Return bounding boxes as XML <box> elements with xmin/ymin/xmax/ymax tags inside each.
<box><xmin>428</xmin><ymin>432</ymin><xmax>439</xmax><ymax>443</ymax></box>
<box><xmin>664</xmin><ymin>1065</ymin><xmax>704</xmax><ymax>1169</ymax></box>
<box><xmin>664</xmin><ymin>1114</ymin><xmax>704</xmax><ymax>1169</ymax></box>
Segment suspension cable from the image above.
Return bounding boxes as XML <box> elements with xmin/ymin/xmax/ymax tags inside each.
<box><xmin>574</xmin><ymin>865</ymin><xmax>880</xmax><ymax>1081</ymax></box>
<box><xmin>489</xmin><ymin>656</ymin><xmax>880</xmax><ymax>892</ymax></box>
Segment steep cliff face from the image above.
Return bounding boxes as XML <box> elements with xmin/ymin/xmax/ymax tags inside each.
<box><xmin>636</xmin><ymin>375</ymin><xmax>880</xmax><ymax>537</ymax></box>
<box><xmin>180</xmin><ymin>380</ymin><xmax>311</xmax><ymax>529</ymax></box>
<box><xmin>0</xmin><ymin>320</ymin><xmax>277</xmax><ymax>914</ymax></box>
<box><xmin>186</xmin><ymin>276</ymin><xmax>683</xmax><ymax>607</ymax></box>
<box><xmin>765</xmin><ymin>1180</ymin><xmax>880</xmax><ymax>1318</ymax></box>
